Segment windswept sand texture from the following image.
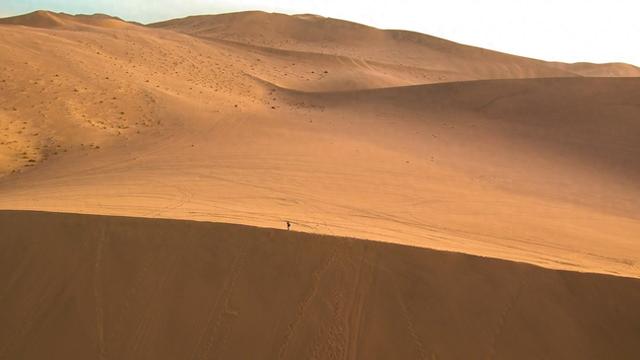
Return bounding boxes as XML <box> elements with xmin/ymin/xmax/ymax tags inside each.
<box><xmin>1</xmin><ymin>10</ymin><xmax>639</xmax><ymax>359</ymax></box>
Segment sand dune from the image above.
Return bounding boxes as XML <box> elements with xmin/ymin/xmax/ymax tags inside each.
<box><xmin>549</xmin><ymin>61</ymin><xmax>640</xmax><ymax>77</ymax></box>
<box><xmin>0</xmin><ymin>10</ymin><xmax>135</xmax><ymax>29</ymax></box>
<box><xmin>1</xmin><ymin>9</ymin><xmax>640</xmax><ymax>358</ymax></box>
<box><xmin>1</xmin><ymin>10</ymin><xmax>639</xmax><ymax>278</ymax></box>
<box><xmin>151</xmin><ymin>11</ymin><xmax>576</xmax><ymax>83</ymax></box>
<box><xmin>1</xmin><ymin>59</ymin><xmax>638</xmax><ymax>277</ymax></box>
<box><xmin>2</xmin><ymin>210</ymin><xmax>640</xmax><ymax>360</ymax></box>
<box><xmin>151</xmin><ymin>11</ymin><xmax>640</xmax><ymax>81</ymax></box>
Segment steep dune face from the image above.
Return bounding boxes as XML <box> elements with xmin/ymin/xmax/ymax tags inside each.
<box><xmin>2</xmin><ymin>210</ymin><xmax>640</xmax><ymax>360</ymax></box>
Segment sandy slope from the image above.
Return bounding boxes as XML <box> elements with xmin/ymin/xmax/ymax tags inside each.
<box><xmin>151</xmin><ymin>11</ymin><xmax>640</xmax><ymax>80</ymax></box>
<box><xmin>0</xmin><ymin>11</ymin><xmax>639</xmax><ymax>279</ymax></box>
<box><xmin>2</xmin><ymin>210</ymin><xmax>640</xmax><ymax>360</ymax></box>
<box><xmin>1</xmin><ymin>9</ymin><xmax>640</xmax><ymax>359</ymax></box>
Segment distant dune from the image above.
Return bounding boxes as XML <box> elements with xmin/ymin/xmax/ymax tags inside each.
<box><xmin>2</xmin><ymin>210</ymin><xmax>640</xmax><ymax>360</ymax></box>
<box><xmin>549</xmin><ymin>61</ymin><xmax>640</xmax><ymax>77</ymax></box>
<box><xmin>1</xmin><ymin>9</ymin><xmax>639</xmax><ymax>359</ymax></box>
<box><xmin>0</xmin><ymin>10</ymin><xmax>134</xmax><ymax>29</ymax></box>
<box><xmin>151</xmin><ymin>11</ymin><xmax>640</xmax><ymax>80</ymax></box>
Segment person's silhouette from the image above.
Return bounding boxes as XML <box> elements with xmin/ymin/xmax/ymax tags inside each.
<box><xmin>286</xmin><ymin>221</ymin><xmax>291</xmax><ymax>231</ymax></box>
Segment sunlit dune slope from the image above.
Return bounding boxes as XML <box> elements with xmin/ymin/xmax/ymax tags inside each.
<box><xmin>1</xmin><ymin>77</ymin><xmax>639</xmax><ymax>277</ymax></box>
<box><xmin>151</xmin><ymin>11</ymin><xmax>640</xmax><ymax>81</ymax></box>
<box><xmin>0</xmin><ymin>10</ymin><xmax>639</xmax><ymax>279</ymax></box>
<box><xmin>2</xmin><ymin>210</ymin><xmax>640</xmax><ymax>360</ymax></box>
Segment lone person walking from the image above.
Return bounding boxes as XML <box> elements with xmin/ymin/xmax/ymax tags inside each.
<box><xmin>286</xmin><ymin>221</ymin><xmax>291</xmax><ymax>231</ymax></box>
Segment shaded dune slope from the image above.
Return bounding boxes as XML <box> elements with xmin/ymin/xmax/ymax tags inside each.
<box><xmin>301</xmin><ymin>77</ymin><xmax>640</xmax><ymax>190</ymax></box>
<box><xmin>1</xmin><ymin>210</ymin><xmax>640</xmax><ymax>360</ymax></box>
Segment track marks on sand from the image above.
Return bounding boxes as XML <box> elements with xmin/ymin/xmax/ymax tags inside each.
<box><xmin>276</xmin><ymin>244</ymin><xmax>342</xmax><ymax>359</ymax></box>
<box><xmin>3</xmin><ymin>212</ymin><xmax>640</xmax><ymax>359</ymax></box>
<box><xmin>191</xmin><ymin>243</ymin><xmax>248</xmax><ymax>360</ymax></box>
<box><xmin>485</xmin><ymin>271</ymin><xmax>529</xmax><ymax>360</ymax></box>
<box><xmin>94</xmin><ymin>227</ymin><xmax>106</xmax><ymax>360</ymax></box>
<box><xmin>345</xmin><ymin>249</ymin><xmax>376</xmax><ymax>360</ymax></box>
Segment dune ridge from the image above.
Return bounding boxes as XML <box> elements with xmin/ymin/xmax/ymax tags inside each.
<box><xmin>150</xmin><ymin>11</ymin><xmax>640</xmax><ymax>79</ymax></box>
<box><xmin>0</xmin><ymin>10</ymin><xmax>135</xmax><ymax>29</ymax></box>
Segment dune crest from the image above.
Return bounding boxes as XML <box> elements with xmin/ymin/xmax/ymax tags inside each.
<box><xmin>0</xmin><ymin>10</ymin><xmax>136</xmax><ymax>29</ymax></box>
<box><xmin>0</xmin><ymin>10</ymin><xmax>68</xmax><ymax>28</ymax></box>
<box><xmin>549</xmin><ymin>61</ymin><xmax>640</xmax><ymax>77</ymax></box>
<box><xmin>151</xmin><ymin>11</ymin><xmax>640</xmax><ymax>80</ymax></box>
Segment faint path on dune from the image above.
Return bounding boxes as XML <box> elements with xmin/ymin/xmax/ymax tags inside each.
<box><xmin>2</xmin><ymin>210</ymin><xmax>640</xmax><ymax>359</ymax></box>
<box><xmin>345</xmin><ymin>249</ymin><xmax>376</xmax><ymax>360</ymax></box>
<box><xmin>397</xmin><ymin>285</ymin><xmax>429</xmax><ymax>360</ymax></box>
<box><xmin>485</xmin><ymin>270</ymin><xmax>530</xmax><ymax>360</ymax></box>
<box><xmin>276</xmin><ymin>244</ymin><xmax>341</xmax><ymax>360</ymax></box>
<box><xmin>94</xmin><ymin>226</ymin><xmax>106</xmax><ymax>360</ymax></box>
<box><xmin>191</xmin><ymin>242</ymin><xmax>247</xmax><ymax>360</ymax></box>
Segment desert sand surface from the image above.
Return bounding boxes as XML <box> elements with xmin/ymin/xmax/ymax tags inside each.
<box><xmin>2</xmin><ymin>210</ymin><xmax>640</xmax><ymax>360</ymax></box>
<box><xmin>1</xmin><ymin>9</ymin><xmax>640</xmax><ymax>358</ymax></box>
